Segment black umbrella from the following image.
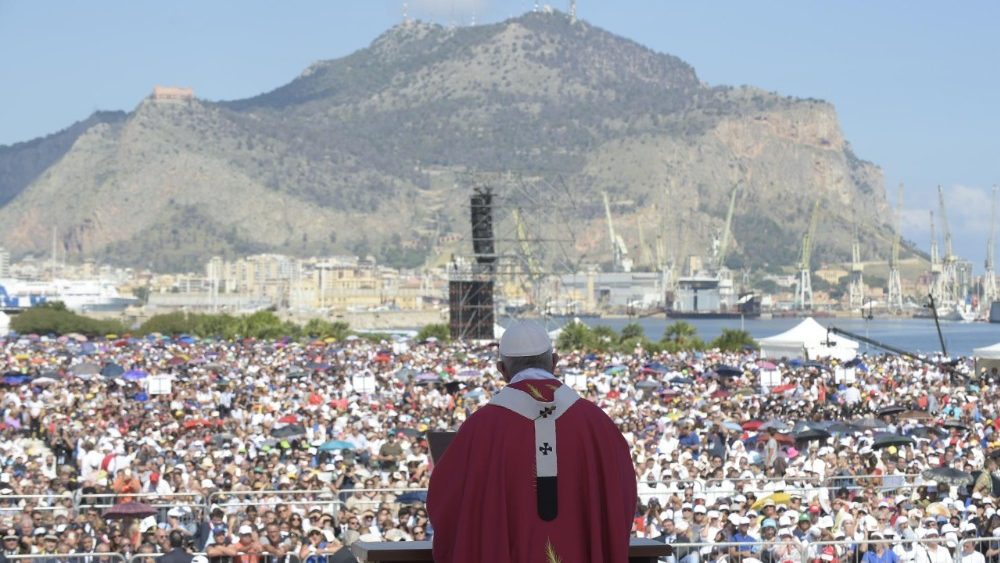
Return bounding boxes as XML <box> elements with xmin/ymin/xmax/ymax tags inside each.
<box><xmin>396</xmin><ymin>428</ymin><xmax>421</xmax><ymax>438</ymax></box>
<box><xmin>795</xmin><ymin>428</ymin><xmax>832</xmax><ymax>443</ymax></box>
<box><xmin>271</xmin><ymin>424</ymin><xmax>306</xmax><ymax>438</ymax></box>
<box><xmin>921</xmin><ymin>467</ymin><xmax>974</xmax><ymax>486</ymax></box>
<box><xmin>872</xmin><ymin>433</ymin><xmax>914</xmax><ymax>450</ymax></box>
<box><xmin>876</xmin><ymin>405</ymin><xmax>906</xmax><ymax>417</ymax></box>
<box><xmin>900</xmin><ymin>410</ymin><xmax>933</xmax><ymax>421</ymax></box>
<box><xmin>670</xmin><ymin>376</ymin><xmax>695</xmax><ymax>385</ymax></box>
<box><xmin>714</xmin><ymin>365</ymin><xmax>743</xmax><ymax>377</ymax></box>
<box><xmin>941</xmin><ymin>421</ymin><xmax>970</xmax><ymax>432</ymax></box>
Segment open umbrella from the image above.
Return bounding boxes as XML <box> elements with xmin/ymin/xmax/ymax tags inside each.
<box><xmin>101</xmin><ymin>363</ymin><xmax>124</xmax><ymax>378</ymax></box>
<box><xmin>635</xmin><ymin>380</ymin><xmax>659</xmax><ymax>389</ymax></box>
<box><xmin>71</xmin><ymin>363</ymin><xmax>100</xmax><ymax>376</ymax></box>
<box><xmin>277</xmin><ymin>415</ymin><xmax>299</xmax><ymax>424</ymax></box>
<box><xmin>872</xmin><ymin>433</ymin><xmax>914</xmax><ymax>450</ymax></box>
<box><xmin>714</xmin><ymin>365</ymin><xmax>743</xmax><ymax>377</ymax></box>
<box><xmin>802</xmin><ymin>360</ymin><xmax>829</xmax><ymax>371</ymax></box>
<box><xmin>757</xmin><ymin>361</ymin><xmax>777</xmax><ymax>370</ymax></box>
<box><xmin>722</xmin><ymin>421</ymin><xmax>743</xmax><ymax>432</ymax></box>
<box><xmin>921</xmin><ymin>467</ymin><xmax>974</xmax><ymax>486</ymax></box>
<box><xmin>742</xmin><ymin>420</ymin><xmax>763</xmax><ymax>431</ymax></box>
<box><xmin>710</xmin><ymin>389</ymin><xmax>731</xmax><ymax>399</ymax></box>
<box><xmin>876</xmin><ymin>405</ymin><xmax>906</xmax><ymax>417</ymax></box>
<box><xmin>104</xmin><ymin>502</ymin><xmax>158</xmax><ymax>519</ymax></box>
<box><xmin>397</xmin><ymin>428</ymin><xmax>421</xmax><ymax>438</ymax></box>
<box><xmin>30</xmin><ymin>377</ymin><xmax>58</xmax><ymax>386</ymax></box>
<box><xmin>670</xmin><ymin>376</ymin><xmax>694</xmax><ymax>385</ymax></box>
<box><xmin>900</xmin><ymin>410</ymin><xmax>933</xmax><ymax>421</ymax></box>
<box><xmin>795</xmin><ymin>428</ymin><xmax>832</xmax><ymax>443</ymax></box>
<box><xmin>271</xmin><ymin>424</ymin><xmax>306</xmax><ymax>439</ymax></box>
<box><xmin>123</xmin><ymin>369</ymin><xmax>147</xmax><ymax>381</ymax></box>
<box><xmin>751</xmin><ymin>492</ymin><xmax>792</xmax><ymax>510</ymax></box>
<box><xmin>319</xmin><ymin>440</ymin><xmax>354</xmax><ymax>451</ymax></box>
<box><xmin>940</xmin><ymin>421</ymin><xmax>970</xmax><ymax>432</ymax></box>
<box><xmin>2</xmin><ymin>374</ymin><xmax>30</xmax><ymax>385</ymax></box>
<box><xmin>770</xmin><ymin>383</ymin><xmax>796</xmax><ymax>394</ymax></box>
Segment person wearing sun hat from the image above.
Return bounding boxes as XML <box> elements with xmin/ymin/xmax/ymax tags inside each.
<box><xmin>427</xmin><ymin>321</ymin><xmax>636</xmax><ymax>563</ymax></box>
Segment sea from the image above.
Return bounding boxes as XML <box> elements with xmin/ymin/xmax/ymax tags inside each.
<box><xmin>511</xmin><ymin>316</ymin><xmax>1000</xmax><ymax>359</ymax></box>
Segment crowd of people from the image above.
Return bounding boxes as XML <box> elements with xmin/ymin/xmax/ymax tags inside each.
<box><xmin>0</xmin><ymin>329</ymin><xmax>997</xmax><ymax>562</ymax></box>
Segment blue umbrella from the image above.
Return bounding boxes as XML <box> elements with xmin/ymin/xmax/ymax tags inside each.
<box><xmin>101</xmin><ymin>363</ymin><xmax>124</xmax><ymax>377</ymax></box>
<box><xmin>319</xmin><ymin>440</ymin><xmax>355</xmax><ymax>451</ymax></box>
<box><xmin>134</xmin><ymin>391</ymin><xmax>149</xmax><ymax>402</ymax></box>
<box><xmin>123</xmin><ymin>369</ymin><xmax>148</xmax><ymax>381</ymax></box>
<box><xmin>2</xmin><ymin>374</ymin><xmax>30</xmax><ymax>385</ymax></box>
<box><xmin>670</xmin><ymin>376</ymin><xmax>695</xmax><ymax>385</ymax></box>
<box><xmin>604</xmin><ymin>365</ymin><xmax>627</xmax><ymax>374</ymax></box>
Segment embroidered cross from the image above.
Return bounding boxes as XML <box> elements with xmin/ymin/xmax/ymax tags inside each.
<box><xmin>539</xmin><ymin>442</ymin><xmax>553</xmax><ymax>455</ymax></box>
<box><xmin>539</xmin><ymin>406</ymin><xmax>556</xmax><ymax>418</ymax></box>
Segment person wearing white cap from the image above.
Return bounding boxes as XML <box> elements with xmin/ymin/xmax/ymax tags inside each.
<box><xmin>427</xmin><ymin>321</ymin><xmax>637</xmax><ymax>563</ymax></box>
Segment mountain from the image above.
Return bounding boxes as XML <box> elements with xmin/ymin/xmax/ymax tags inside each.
<box><xmin>0</xmin><ymin>11</ymin><xmax>896</xmax><ymax>273</ymax></box>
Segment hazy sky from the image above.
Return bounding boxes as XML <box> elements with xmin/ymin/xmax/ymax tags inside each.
<box><xmin>1</xmin><ymin>0</ymin><xmax>998</xmax><ymax>264</ymax></box>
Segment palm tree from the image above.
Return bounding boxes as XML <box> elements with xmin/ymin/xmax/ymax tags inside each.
<box><xmin>662</xmin><ymin>321</ymin><xmax>702</xmax><ymax>350</ymax></box>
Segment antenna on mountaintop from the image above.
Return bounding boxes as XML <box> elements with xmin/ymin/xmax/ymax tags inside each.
<box><xmin>402</xmin><ymin>2</ymin><xmax>410</xmax><ymax>25</ymax></box>
<box><xmin>569</xmin><ymin>0</ymin><xmax>576</xmax><ymax>23</ymax></box>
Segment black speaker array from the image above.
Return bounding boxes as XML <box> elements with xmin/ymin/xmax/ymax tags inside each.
<box><xmin>470</xmin><ymin>187</ymin><xmax>496</xmax><ymax>269</ymax></box>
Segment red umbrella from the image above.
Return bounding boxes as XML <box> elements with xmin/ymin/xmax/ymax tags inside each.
<box><xmin>742</xmin><ymin>420</ymin><xmax>763</xmax><ymax>431</ymax></box>
<box><xmin>771</xmin><ymin>383</ymin><xmax>796</xmax><ymax>394</ymax></box>
<box><xmin>711</xmin><ymin>390</ymin><xmax>731</xmax><ymax>399</ymax></box>
<box><xmin>277</xmin><ymin>414</ymin><xmax>299</xmax><ymax>424</ymax></box>
<box><xmin>774</xmin><ymin>433</ymin><xmax>795</xmax><ymax>445</ymax></box>
<box><xmin>104</xmin><ymin>502</ymin><xmax>158</xmax><ymax>519</ymax></box>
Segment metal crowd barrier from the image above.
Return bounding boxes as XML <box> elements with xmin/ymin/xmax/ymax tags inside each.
<box><xmin>129</xmin><ymin>554</ymin><xmax>302</xmax><ymax>563</ymax></box>
<box><xmin>77</xmin><ymin>492</ymin><xmax>204</xmax><ymax>510</ymax></box>
<box><xmin>9</xmin><ymin>554</ymin><xmax>127</xmax><ymax>563</ymax></box>
<box><xmin>656</xmin><ymin>540</ymin><xmax>807</xmax><ymax>562</ymax></box>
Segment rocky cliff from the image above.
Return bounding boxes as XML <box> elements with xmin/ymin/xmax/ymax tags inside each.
<box><xmin>0</xmin><ymin>11</ymin><xmax>893</xmax><ymax>272</ymax></box>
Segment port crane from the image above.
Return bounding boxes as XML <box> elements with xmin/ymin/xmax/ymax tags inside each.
<box><xmin>795</xmin><ymin>199</ymin><xmax>821</xmax><ymax>310</ymax></box>
<box><xmin>929</xmin><ymin>211</ymin><xmax>942</xmax><ymax>304</ymax></box>
<box><xmin>714</xmin><ymin>184</ymin><xmax>740</xmax><ymax>272</ymax></box>
<box><xmin>602</xmin><ymin>190</ymin><xmax>632</xmax><ymax>272</ymax></box>
<box><xmin>886</xmin><ymin>183</ymin><xmax>904</xmax><ymax>313</ymax></box>
<box><xmin>984</xmin><ymin>186</ymin><xmax>998</xmax><ymax>312</ymax></box>
<box><xmin>847</xmin><ymin>222</ymin><xmax>864</xmax><ymax>310</ymax></box>
<box><xmin>938</xmin><ymin>186</ymin><xmax>960</xmax><ymax>304</ymax></box>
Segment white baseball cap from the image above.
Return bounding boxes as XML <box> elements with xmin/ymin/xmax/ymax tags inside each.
<box><xmin>238</xmin><ymin>525</ymin><xmax>254</xmax><ymax>535</ymax></box>
<box><xmin>499</xmin><ymin>321</ymin><xmax>552</xmax><ymax>357</ymax></box>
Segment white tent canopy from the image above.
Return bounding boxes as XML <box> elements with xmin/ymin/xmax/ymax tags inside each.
<box><xmin>973</xmin><ymin>342</ymin><xmax>1000</xmax><ymax>360</ymax></box>
<box><xmin>758</xmin><ymin>317</ymin><xmax>858</xmax><ymax>361</ymax></box>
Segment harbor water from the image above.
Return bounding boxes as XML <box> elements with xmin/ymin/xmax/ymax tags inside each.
<box><xmin>522</xmin><ymin>316</ymin><xmax>1000</xmax><ymax>358</ymax></box>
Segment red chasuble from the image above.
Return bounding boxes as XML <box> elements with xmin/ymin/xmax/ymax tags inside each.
<box><xmin>427</xmin><ymin>379</ymin><xmax>637</xmax><ymax>563</ymax></box>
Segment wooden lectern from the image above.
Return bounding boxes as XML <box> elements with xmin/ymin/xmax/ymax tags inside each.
<box><xmin>350</xmin><ymin>538</ymin><xmax>670</xmax><ymax>562</ymax></box>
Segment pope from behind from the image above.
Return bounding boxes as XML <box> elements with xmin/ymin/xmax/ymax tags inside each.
<box><xmin>427</xmin><ymin>321</ymin><xmax>637</xmax><ymax>562</ymax></box>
